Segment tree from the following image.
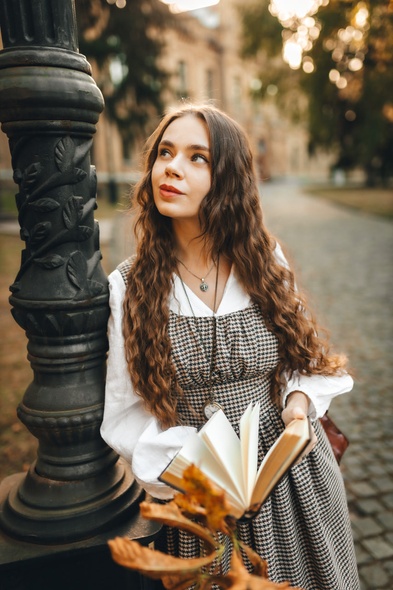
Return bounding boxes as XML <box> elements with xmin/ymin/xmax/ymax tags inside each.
<box><xmin>75</xmin><ymin>0</ymin><xmax>173</xmax><ymax>150</ymax></box>
<box><xmin>240</xmin><ymin>0</ymin><xmax>393</xmax><ymax>185</ymax></box>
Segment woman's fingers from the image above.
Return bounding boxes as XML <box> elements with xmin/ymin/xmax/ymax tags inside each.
<box><xmin>281</xmin><ymin>394</ymin><xmax>318</xmax><ymax>465</ymax></box>
<box><xmin>294</xmin><ymin>422</ymin><xmax>318</xmax><ymax>465</ymax></box>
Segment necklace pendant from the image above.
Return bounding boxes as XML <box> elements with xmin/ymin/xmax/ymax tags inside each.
<box><xmin>203</xmin><ymin>401</ymin><xmax>222</xmax><ymax>420</ymax></box>
<box><xmin>200</xmin><ymin>280</ymin><xmax>208</xmax><ymax>292</ymax></box>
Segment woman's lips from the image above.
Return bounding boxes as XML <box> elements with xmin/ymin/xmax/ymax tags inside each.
<box><xmin>159</xmin><ymin>184</ymin><xmax>183</xmax><ymax>197</ymax></box>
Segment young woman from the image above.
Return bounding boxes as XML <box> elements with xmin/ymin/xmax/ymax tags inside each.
<box><xmin>101</xmin><ymin>104</ymin><xmax>360</xmax><ymax>589</ymax></box>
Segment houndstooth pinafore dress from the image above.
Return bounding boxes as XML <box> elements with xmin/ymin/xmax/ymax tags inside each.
<box><xmin>163</xmin><ymin>307</ymin><xmax>358</xmax><ymax>590</ymax></box>
<box><xmin>118</xmin><ymin>261</ymin><xmax>359</xmax><ymax>590</ymax></box>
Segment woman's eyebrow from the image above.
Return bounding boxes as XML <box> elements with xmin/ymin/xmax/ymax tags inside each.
<box><xmin>159</xmin><ymin>139</ymin><xmax>210</xmax><ymax>152</ymax></box>
<box><xmin>189</xmin><ymin>143</ymin><xmax>210</xmax><ymax>153</ymax></box>
<box><xmin>159</xmin><ymin>139</ymin><xmax>174</xmax><ymax>148</ymax></box>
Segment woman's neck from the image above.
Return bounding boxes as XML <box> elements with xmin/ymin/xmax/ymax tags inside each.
<box><xmin>172</xmin><ymin>221</ymin><xmax>232</xmax><ymax>312</ymax></box>
<box><xmin>172</xmin><ymin>220</ymin><xmax>212</xmax><ymax>268</ymax></box>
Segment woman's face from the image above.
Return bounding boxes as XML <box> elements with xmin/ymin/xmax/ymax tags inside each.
<box><xmin>151</xmin><ymin>115</ymin><xmax>212</xmax><ymax>226</ymax></box>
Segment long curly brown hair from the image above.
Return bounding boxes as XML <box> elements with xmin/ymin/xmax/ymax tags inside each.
<box><xmin>123</xmin><ymin>104</ymin><xmax>347</xmax><ymax>428</ymax></box>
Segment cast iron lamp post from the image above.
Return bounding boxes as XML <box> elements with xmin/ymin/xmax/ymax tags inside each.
<box><xmin>0</xmin><ymin>0</ymin><xmax>142</xmax><ymax>543</ymax></box>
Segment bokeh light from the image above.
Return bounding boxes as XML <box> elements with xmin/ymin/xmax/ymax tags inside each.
<box><xmin>106</xmin><ymin>0</ymin><xmax>127</xmax><ymax>7</ymax></box>
<box><xmin>324</xmin><ymin>1</ymin><xmax>368</xmax><ymax>89</ymax></box>
<box><xmin>109</xmin><ymin>0</ymin><xmax>221</xmax><ymax>13</ymax></box>
<box><xmin>269</xmin><ymin>0</ymin><xmax>326</xmax><ymax>22</ymax></box>
<box><xmin>269</xmin><ymin>0</ymin><xmax>326</xmax><ymax>70</ymax></box>
<box><xmin>160</xmin><ymin>0</ymin><xmax>219</xmax><ymax>13</ymax></box>
<box><xmin>269</xmin><ymin>0</ymin><xmax>370</xmax><ymax>91</ymax></box>
<box><xmin>302</xmin><ymin>56</ymin><xmax>315</xmax><ymax>73</ymax></box>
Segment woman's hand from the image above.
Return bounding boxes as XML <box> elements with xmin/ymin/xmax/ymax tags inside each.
<box><xmin>281</xmin><ymin>390</ymin><xmax>318</xmax><ymax>464</ymax></box>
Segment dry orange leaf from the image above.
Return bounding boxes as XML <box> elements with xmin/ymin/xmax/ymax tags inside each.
<box><xmin>161</xmin><ymin>572</ymin><xmax>210</xmax><ymax>590</ymax></box>
<box><xmin>238</xmin><ymin>541</ymin><xmax>268</xmax><ymax>578</ymax></box>
<box><xmin>140</xmin><ymin>500</ymin><xmax>218</xmax><ymax>551</ymax></box>
<box><xmin>108</xmin><ymin>536</ymin><xmax>216</xmax><ymax>579</ymax></box>
<box><xmin>177</xmin><ymin>464</ymin><xmax>234</xmax><ymax>533</ymax></box>
<box><xmin>160</xmin><ymin>552</ymin><xmax>301</xmax><ymax>590</ymax></box>
<box><xmin>220</xmin><ymin>572</ymin><xmax>302</xmax><ymax>590</ymax></box>
<box><xmin>220</xmin><ymin>551</ymin><xmax>302</xmax><ymax>590</ymax></box>
<box><xmin>109</xmin><ymin>465</ymin><xmax>305</xmax><ymax>590</ymax></box>
<box><xmin>161</xmin><ymin>573</ymin><xmax>198</xmax><ymax>590</ymax></box>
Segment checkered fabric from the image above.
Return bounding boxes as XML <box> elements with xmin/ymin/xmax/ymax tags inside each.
<box><xmin>117</xmin><ymin>256</ymin><xmax>135</xmax><ymax>283</ymax></box>
<box><xmin>117</xmin><ymin>259</ymin><xmax>360</xmax><ymax>590</ymax></box>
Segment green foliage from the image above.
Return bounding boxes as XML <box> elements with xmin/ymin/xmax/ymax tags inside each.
<box><xmin>240</xmin><ymin>0</ymin><xmax>393</xmax><ymax>184</ymax></box>
<box><xmin>240</xmin><ymin>0</ymin><xmax>282</xmax><ymax>58</ymax></box>
<box><xmin>305</xmin><ymin>0</ymin><xmax>393</xmax><ymax>183</ymax></box>
<box><xmin>76</xmin><ymin>0</ymin><xmax>172</xmax><ymax>147</ymax></box>
<box><xmin>240</xmin><ymin>1</ymin><xmax>304</xmax><ymax>116</ymax></box>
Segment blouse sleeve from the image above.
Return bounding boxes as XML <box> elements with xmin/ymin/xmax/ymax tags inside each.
<box><xmin>273</xmin><ymin>242</ymin><xmax>354</xmax><ymax>420</ymax></box>
<box><xmin>100</xmin><ymin>269</ymin><xmax>196</xmax><ymax>500</ymax></box>
<box><xmin>281</xmin><ymin>372</ymin><xmax>353</xmax><ymax>420</ymax></box>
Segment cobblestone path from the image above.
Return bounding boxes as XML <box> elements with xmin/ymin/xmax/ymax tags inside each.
<box><xmin>260</xmin><ymin>181</ymin><xmax>393</xmax><ymax>590</ymax></box>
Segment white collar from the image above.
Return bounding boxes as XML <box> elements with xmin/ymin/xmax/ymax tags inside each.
<box><xmin>169</xmin><ymin>266</ymin><xmax>251</xmax><ymax>317</ymax></box>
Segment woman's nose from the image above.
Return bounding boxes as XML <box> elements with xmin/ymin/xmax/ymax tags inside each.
<box><xmin>165</xmin><ymin>156</ymin><xmax>183</xmax><ymax>178</ymax></box>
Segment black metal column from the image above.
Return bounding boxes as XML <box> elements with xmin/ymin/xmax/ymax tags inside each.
<box><xmin>0</xmin><ymin>0</ymin><xmax>142</xmax><ymax>543</ymax></box>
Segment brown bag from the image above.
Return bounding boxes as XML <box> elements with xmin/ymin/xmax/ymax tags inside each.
<box><xmin>319</xmin><ymin>413</ymin><xmax>349</xmax><ymax>464</ymax></box>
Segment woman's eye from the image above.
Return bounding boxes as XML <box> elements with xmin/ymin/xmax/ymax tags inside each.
<box><xmin>191</xmin><ymin>153</ymin><xmax>208</xmax><ymax>163</ymax></box>
<box><xmin>159</xmin><ymin>148</ymin><xmax>171</xmax><ymax>158</ymax></box>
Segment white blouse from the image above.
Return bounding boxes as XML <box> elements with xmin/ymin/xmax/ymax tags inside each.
<box><xmin>100</xmin><ymin>245</ymin><xmax>353</xmax><ymax>499</ymax></box>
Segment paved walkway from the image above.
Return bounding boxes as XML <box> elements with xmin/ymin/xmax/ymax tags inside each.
<box><xmin>259</xmin><ymin>181</ymin><xmax>393</xmax><ymax>590</ymax></box>
<box><xmin>108</xmin><ymin>181</ymin><xmax>393</xmax><ymax>589</ymax></box>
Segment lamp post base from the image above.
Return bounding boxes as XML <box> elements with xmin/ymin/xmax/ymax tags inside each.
<box><xmin>0</xmin><ymin>460</ymin><xmax>143</xmax><ymax>544</ymax></box>
<box><xmin>0</xmin><ymin>472</ymin><xmax>161</xmax><ymax>590</ymax></box>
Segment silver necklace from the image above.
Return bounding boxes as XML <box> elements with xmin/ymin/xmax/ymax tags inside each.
<box><xmin>177</xmin><ymin>258</ymin><xmax>223</xmax><ymax>420</ymax></box>
<box><xmin>176</xmin><ymin>258</ymin><xmax>215</xmax><ymax>292</ymax></box>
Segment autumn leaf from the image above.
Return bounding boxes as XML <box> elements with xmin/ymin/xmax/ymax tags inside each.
<box><xmin>161</xmin><ymin>573</ymin><xmax>201</xmax><ymax>590</ymax></box>
<box><xmin>109</xmin><ymin>466</ymin><xmax>306</xmax><ymax>590</ymax></box>
<box><xmin>238</xmin><ymin>541</ymin><xmax>268</xmax><ymax>578</ymax></box>
<box><xmin>108</xmin><ymin>536</ymin><xmax>216</xmax><ymax>579</ymax></box>
<box><xmin>221</xmin><ymin>550</ymin><xmax>302</xmax><ymax>590</ymax></box>
<box><xmin>176</xmin><ymin>464</ymin><xmax>234</xmax><ymax>534</ymax></box>
<box><xmin>174</xmin><ymin>492</ymin><xmax>207</xmax><ymax>521</ymax></box>
<box><xmin>162</xmin><ymin>572</ymin><xmax>215</xmax><ymax>590</ymax></box>
<box><xmin>140</xmin><ymin>500</ymin><xmax>218</xmax><ymax>552</ymax></box>
<box><xmin>161</xmin><ymin>551</ymin><xmax>300</xmax><ymax>590</ymax></box>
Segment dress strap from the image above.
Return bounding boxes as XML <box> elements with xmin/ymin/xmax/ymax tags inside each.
<box><xmin>116</xmin><ymin>256</ymin><xmax>135</xmax><ymax>285</ymax></box>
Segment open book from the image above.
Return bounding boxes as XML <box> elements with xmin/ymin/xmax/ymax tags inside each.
<box><xmin>159</xmin><ymin>402</ymin><xmax>311</xmax><ymax>519</ymax></box>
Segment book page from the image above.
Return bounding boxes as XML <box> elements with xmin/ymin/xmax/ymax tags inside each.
<box><xmin>250</xmin><ymin>418</ymin><xmax>311</xmax><ymax>510</ymax></box>
<box><xmin>199</xmin><ymin>410</ymin><xmax>247</xmax><ymax>506</ymax></box>
<box><xmin>240</xmin><ymin>401</ymin><xmax>260</xmax><ymax>505</ymax></box>
<box><xmin>159</xmin><ymin>432</ymin><xmax>245</xmax><ymax>516</ymax></box>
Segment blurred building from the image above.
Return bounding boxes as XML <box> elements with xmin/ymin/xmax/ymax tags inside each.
<box><xmin>0</xmin><ymin>1</ymin><xmax>333</xmax><ymax>197</ymax></box>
